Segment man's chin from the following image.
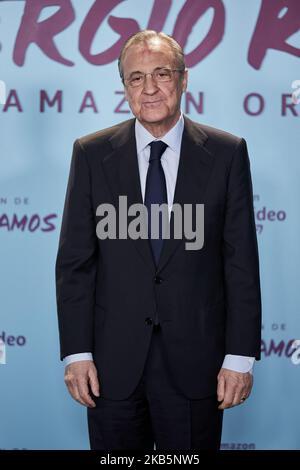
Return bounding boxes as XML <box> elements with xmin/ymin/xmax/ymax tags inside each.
<box><xmin>139</xmin><ymin>110</ymin><xmax>169</xmax><ymax>124</ymax></box>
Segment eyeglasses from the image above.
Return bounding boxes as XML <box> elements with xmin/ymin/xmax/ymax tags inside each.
<box><xmin>123</xmin><ymin>67</ymin><xmax>184</xmax><ymax>88</ymax></box>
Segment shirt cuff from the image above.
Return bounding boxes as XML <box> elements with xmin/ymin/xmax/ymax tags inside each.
<box><xmin>222</xmin><ymin>354</ymin><xmax>255</xmax><ymax>374</ymax></box>
<box><xmin>63</xmin><ymin>352</ymin><xmax>93</xmax><ymax>367</ymax></box>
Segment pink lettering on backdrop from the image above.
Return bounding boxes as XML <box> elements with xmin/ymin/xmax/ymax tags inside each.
<box><xmin>11</xmin><ymin>0</ymin><xmax>300</xmax><ymax>69</ymax></box>
<box><xmin>244</xmin><ymin>93</ymin><xmax>265</xmax><ymax>116</ymax></box>
<box><xmin>173</xmin><ymin>0</ymin><xmax>225</xmax><ymax>67</ymax></box>
<box><xmin>3</xmin><ymin>90</ymin><xmax>23</xmax><ymax>112</ymax></box>
<box><xmin>79</xmin><ymin>0</ymin><xmax>173</xmax><ymax>65</ymax></box>
<box><xmin>40</xmin><ymin>90</ymin><xmax>62</xmax><ymax>112</ymax></box>
<box><xmin>13</xmin><ymin>0</ymin><xmax>75</xmax><ymax>66</ymax></box>
<box><xmin>185</xmin><ymin>92</ymin><xmax>204</xmax><ymax>114</ymax></box>
<box><xmin>248</xmin><ymin>0</ymin><xmax>300</xmax><ymax>69</ymax></box>
<box><xmin>114</xmin><ymin>92</ymin><xmax>130</xmax><ymax>114</ymax></box>
<box><xmin>281</xmin><ymin>94</ymin><xmax>299</xmax><ymax>116</ymax></box>
<box><xmin>79</xmin><ymin>0</ymin><xmax>137</xmax><ymax>65</ymax></box>
<box><xmin>79</xmin><ymin>91</ymin><xmax>99</xmax><ymax>113</ymax></box>
<box><xmin>12</xmin><ymin>0</ymin><xmax>224</xmax><ymax>67</ymax></box>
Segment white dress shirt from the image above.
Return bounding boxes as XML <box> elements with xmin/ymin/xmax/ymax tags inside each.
<box><xmin>64</xmin><ymin>112</ymin><xmax>255</xmax><ymax>374</ymax></box>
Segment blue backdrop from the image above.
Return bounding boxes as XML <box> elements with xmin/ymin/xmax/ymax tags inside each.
<box><xmin>1</xmin><ymin>0</ymin><xmax>300</xmax><ymax>450</ymax></box>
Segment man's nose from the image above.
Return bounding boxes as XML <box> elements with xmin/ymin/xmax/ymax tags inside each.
<box><xmin>143</xmin><ymin>73</ymin><xmax>158</xmax><ymax>93</ymax></box>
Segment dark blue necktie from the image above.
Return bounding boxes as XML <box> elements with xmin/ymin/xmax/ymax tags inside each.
<box><xmin>144</xmin><ymin>140</ymin><xmax>168</xmax><ymax>266</ymax></box>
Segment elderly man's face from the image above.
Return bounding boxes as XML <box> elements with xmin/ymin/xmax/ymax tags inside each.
<box><xmin>122</xmin><ymin>40</ymin><xmax>187</xmax><ymax>129</ymax></box>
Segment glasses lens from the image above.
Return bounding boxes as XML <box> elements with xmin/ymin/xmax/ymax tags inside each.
<box><xmin>129</xmin><ymin>73</ymin><xmax>144</xmax><ymax>87</ymax></box>
<box><xmin>155</xmin><ymin>68</ymin><xmax>172</xmax><ymax>81</ymax></box>
<box><xmin>126</xmin><ymin>68</ymin><xmax>176</xmax><ymax>87</ymax></box>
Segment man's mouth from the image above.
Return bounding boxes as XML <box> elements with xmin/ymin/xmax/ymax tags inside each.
<box><xmin>142</xmin><ymin>100</ymin><xmax>163</xmax><ymax>108</ymax></box>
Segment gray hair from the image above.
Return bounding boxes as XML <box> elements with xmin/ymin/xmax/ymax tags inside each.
<box><xmin>118</xmin><ymin>30</ymin><xmax>185</xmax><ymax>82</ymax></box>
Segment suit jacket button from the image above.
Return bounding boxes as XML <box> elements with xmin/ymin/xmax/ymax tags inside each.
<box><xmin>145</xmin><ymin>317</ymin><xmax>153</xmax><ymax>325</ymax></box>
<box><xmin>154</xmin><ymin>276</ymin><xmax>163</xmax><ymax>284</ymax></box>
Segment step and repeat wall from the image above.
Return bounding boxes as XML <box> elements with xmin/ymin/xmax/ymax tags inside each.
<box><xmin>0</xmin><ymin>0</ymin><xmax>299</xmax><ymax>450</ymax></box>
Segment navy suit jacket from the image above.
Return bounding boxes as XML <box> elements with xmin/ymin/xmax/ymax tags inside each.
<box><xmin>55</xmin><ymin>115</ymin><xmax>262</xmax><ymax>400</ymax></box>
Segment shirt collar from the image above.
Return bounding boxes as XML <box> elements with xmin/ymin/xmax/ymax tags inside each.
<box><xmin>135</xmin><ymin>111</ymin><xmax>184</xmax><ymax>154</ymax></box>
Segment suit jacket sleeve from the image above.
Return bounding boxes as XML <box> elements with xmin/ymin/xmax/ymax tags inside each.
<box><xmin>55</xmin><ymin>139</ymin><xmax>97</xmax><ymax>360</ymax></box>
<box><xmin>223</xmin><ymin>138</ymin><xmax>262</xmax><ymax>360</ymax></box>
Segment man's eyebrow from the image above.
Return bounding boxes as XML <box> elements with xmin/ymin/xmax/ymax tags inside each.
<box><xmin>128</xmin><ymin>70</ymin><xmax>143</xmax><ymax>76</ymax></box>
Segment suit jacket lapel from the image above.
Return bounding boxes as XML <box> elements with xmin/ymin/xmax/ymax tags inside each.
<box><xmin>156</xmin><ymin>115</ymin><xmax>215</xmax><ymax>274</ymax></box>
<box><xmin>102</xmin><ymin>118</ymin><xmax>157</xmax><ymax>275</ymax></box>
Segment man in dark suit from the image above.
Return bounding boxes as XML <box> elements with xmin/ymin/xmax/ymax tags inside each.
<box><xmin>55</xmin><ymin>30</ymin><xmax>261</xmax><ymax>450</ymax></box>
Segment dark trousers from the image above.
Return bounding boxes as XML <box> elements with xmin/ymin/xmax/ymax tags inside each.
<box><xmin>87</xmin><ymin>325</ymin><xmax>223</xmax><ymax>450</ymax></box>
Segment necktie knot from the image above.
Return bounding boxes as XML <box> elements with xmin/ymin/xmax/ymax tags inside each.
<box><xmin>149</xmin><ymin>140</ymin><xmax>168</xmax><ymax>162</ymax></box>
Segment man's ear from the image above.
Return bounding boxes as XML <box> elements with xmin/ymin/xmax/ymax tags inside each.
<box><xmin>124</xmin><ymin>84</ymin><xmax>128</xmax><ymax>101</ymax></box>
<box><xmin>182</xmin><ymin>68</ymin><xmax>188</xmax><ymax>93</ymax></box>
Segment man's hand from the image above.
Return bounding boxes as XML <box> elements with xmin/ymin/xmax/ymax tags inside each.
<box><xmin>64</xmin><ymin>360</ymin><xmax>100</xmax><ymax>407</ymax></box>
<box><xmin>217</xmin><ymin>367</ymin><xmax>253</xmax><ymax>410</ymax></box>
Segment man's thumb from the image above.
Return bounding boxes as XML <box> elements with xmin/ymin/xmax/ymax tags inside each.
<box><xmin>89</xmin><ymin>368</ymin><xmax>100</xmax><ymax>397</ymax></box>
<box><xmin>217</xmin><ymin>374</ymin><xmax>225</xmax><ymax>402</ymax></box>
